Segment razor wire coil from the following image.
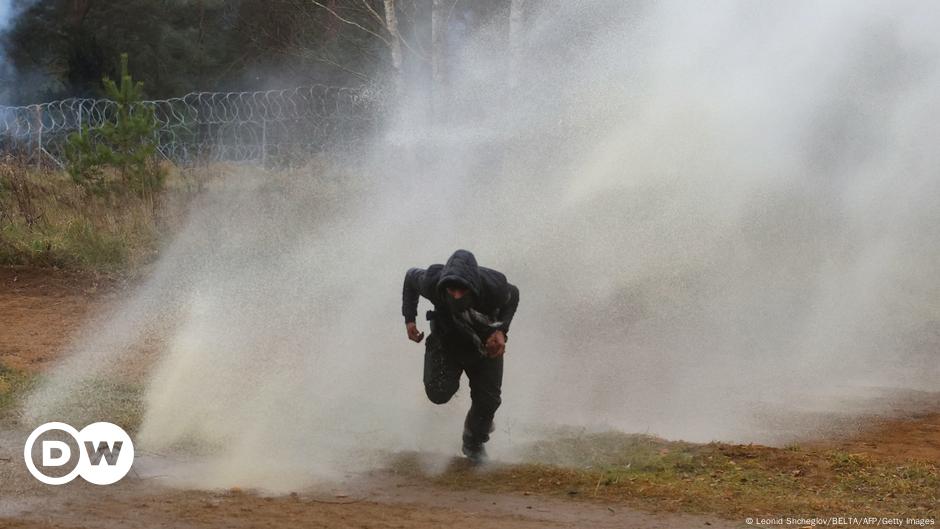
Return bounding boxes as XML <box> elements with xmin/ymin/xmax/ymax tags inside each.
<box><xmin>0</xmin><ymin>84</ymin><xmax>384</xmax><ymax>166</ymax></box>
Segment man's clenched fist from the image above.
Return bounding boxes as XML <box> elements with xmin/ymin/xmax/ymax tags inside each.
<box><xmin>485</xmin><ymin>330</ymin><xmax>506</xmax><ymax>358</ymax></box>
<box><xmin>406</xmin><ymin>322</ymin><xmax>425</xmax><ymax>343</ymax></box>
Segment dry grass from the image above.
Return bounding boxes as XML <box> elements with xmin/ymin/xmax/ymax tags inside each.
<box><xmin>0</xmin><ymin>156</ymin><xmax>214</xmax><ymax>272</ymax></box>
<box><xmin>0</xmin><ymin>156</ymin><xmax>351</xmax><ymax>273</ymax></box>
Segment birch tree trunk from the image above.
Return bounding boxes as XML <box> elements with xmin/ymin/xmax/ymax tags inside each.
<box><xmin>430</xmin><ymin>0</ymin><xmax>445</xmax><ymax>123</ymax></box>
<box><xmin>508</xmin><ymin>0</ymin><xmax>526</xmax><ymax>88</ymax></box>
<box><xmin>431</xmin><ymin>0</ymin><xmax>445</xmax><ymax>87</ymax></box>
<box><xmin>382</xmin><ymin>0</ymin><xmax>404</xmax><ymax>92</ymax></box>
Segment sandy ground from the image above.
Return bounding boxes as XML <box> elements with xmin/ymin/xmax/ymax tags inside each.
<box><xmin>0</xmin><ymin>267</ymin><xmax>121</xmax><ymax>373</ymax></box>
<box><xmin>1</xmin><ymin>266</ymin><xmax>938</xmax><ymax>528</ymax></box>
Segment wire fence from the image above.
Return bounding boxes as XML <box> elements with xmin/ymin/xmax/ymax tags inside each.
<box><xmin>0</xmin><ymin>85</ymin><xmax>385</xmax><ymax>168</ymax></box>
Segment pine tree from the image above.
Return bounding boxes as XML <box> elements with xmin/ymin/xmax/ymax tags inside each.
<box><xmin>65</xmin><ymin>54</ymin><xmax>164</xmax><ymax>200</ymax></box>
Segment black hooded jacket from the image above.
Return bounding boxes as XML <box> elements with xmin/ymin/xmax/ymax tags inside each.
<box><xmin>402</xmin><ymin>250</ymin><xmax>520</xmax><ymax>338</ymax></box>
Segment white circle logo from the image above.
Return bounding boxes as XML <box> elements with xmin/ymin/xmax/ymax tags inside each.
<box><xmin>24</xmin><ymin>422</ymin><xmax>135</xmax><ymax>485</ymax></box>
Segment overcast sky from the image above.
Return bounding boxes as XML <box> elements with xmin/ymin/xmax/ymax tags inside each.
<box><xmin>0</xmin><ymin>1</ymin><xmax>10</xmax><ymax>28</ymax></box>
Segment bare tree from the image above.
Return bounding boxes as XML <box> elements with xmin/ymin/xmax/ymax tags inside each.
<box><xmin>308</xmin><ymin>0</ymin><xmax>417</xmax><ymax>89</ymax></box>
<box><xmin>383</xmin><ymin>0</ymin><xmax>404</xmax><ymax>91</ymax></box>
<box><xmin>508</xmin><ymin>0</ymin><xmax>526</xmax><ymax>88</ymax></box>
<box><xmin>430</xmin><ymin>0</ymin><xmax>444</xmax><ymax>88</ymax></box>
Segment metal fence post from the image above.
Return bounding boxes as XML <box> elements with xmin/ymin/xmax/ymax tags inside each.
<box><xmin>261</xmin><ymin>119</ymin><xmax>267</xmax><ymax>167</ymax></box>
<box><xmin>35</xmin><ymin>106</ymin><xmax>42</xmax><ymax>171</ymax></box>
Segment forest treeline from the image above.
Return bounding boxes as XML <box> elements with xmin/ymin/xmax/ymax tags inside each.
<box><xmin>1</xmin><ymin>0</ymin><xmax>527</xmax><ymax>105</ymax></box>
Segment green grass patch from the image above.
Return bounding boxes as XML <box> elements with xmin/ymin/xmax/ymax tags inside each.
<box><xmin>390</xmin><ymin>432</ymin><xmax>940</xmax><ymax>520</ymax></box>
<box><xmin>24</xmin><ymin>376</ymin><xmax>145</xmax><ymax>433</ymax></box>
<box><xmin>0</xmin><ymin>359</ymin><xmax>144</xmax><ymax>432</ymax></box>
<box><xmin>0</xmin><ymin>363</ymin><xmax>37</xmax><ymax>419</ymax></box>
<box><xmin>0</xmin><ymin>219</ymin><xmax>132</xmax><ymax>270</ymax></box>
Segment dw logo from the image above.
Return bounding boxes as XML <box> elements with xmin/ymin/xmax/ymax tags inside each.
<box><xmin>23</xmin><ymin>422</ymin><xmax>135</xmax><ymax>485</ymax></box>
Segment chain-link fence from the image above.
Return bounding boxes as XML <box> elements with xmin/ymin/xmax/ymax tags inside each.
<box><xmin>0</xmin><ymin>85</ymin><xmax>385</xmax><ymax>168</ymax></box>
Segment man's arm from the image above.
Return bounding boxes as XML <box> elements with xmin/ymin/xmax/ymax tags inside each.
<box><xmin>497</xmin><ymin>283</ymin><xmax>520</xmax><ymax>335</ymax></box>
<box><xmin>403</xmin><ymin>268</ymin><xmax>427</xmax><ymax>343</ymax></box>
<box><xmin>402</xmin><ymin>267</ymin><xmax>425</xmax><ymax>324</ymax></box>
<box><xmin>483</xmin><ymin>282</ymin><xmax>518</xmax><ymax>358</ymax></box>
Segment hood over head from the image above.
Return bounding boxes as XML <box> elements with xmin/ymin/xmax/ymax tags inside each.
<box><xmin>437</xmin><ymin>249</ymin><xmax>482</xmax><ymax>299</ymax></box>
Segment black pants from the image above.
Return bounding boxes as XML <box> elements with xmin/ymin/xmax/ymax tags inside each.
<box><xmin>423</xmin><ymin>329</ymin><xmax>504</xmax><ymax>446</ymax></box>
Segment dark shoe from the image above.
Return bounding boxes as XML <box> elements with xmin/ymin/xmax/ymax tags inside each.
<box><xmin>461</xmin><ymin>441</ymin><xmax>488</xmax><ymax>464</ymax></box>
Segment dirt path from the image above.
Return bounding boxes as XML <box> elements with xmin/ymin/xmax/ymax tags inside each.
<box><xmin>0</xmin><ymin>463</ymin><xmax>743</xmax><ymax>529</ymax></box>
<box><xmin>0</xmin><ymin>267</ymin><xmax>122</xmax><ymax>373</ymax></box>
<box><xmin>1</xmin><ymin>432</ymin><xmax>740</xmax><ymax>529</ymax></box>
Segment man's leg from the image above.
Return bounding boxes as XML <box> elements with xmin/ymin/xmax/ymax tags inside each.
<box><xmin>462</xmin><ymin>355</ymin><xmax>504</xmax><ymax>457</ymax></box>
<box><xmin>423</xmin><ymin>333</ymin><xmax>463</xmax><ymax>404</ymax></box>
